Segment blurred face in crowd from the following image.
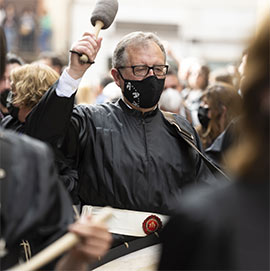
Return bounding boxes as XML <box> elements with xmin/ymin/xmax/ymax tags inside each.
<box><xmin>37</xmin><ymin>58</ymin><xmax>62</xmax><ymax>75</ymax></box>
<box><xmin>199</xmin><ymin>96</ymin><xmax>211</xmax><ymax>118</ymax></box>
<box><xmin>0</xmin><ymin>63</ymin><xmax>21</xmax><ymax>114</ymax></box>
<box><xmin>164</xmin><ymin>73</ymin><xmax>182</xmax><ymax>92</ymax></box>
<box><xmin>0</xmin><ymin>69</ymin><xmax>10</xmax><ymax>93</ymax></box>
<box><xmin>0</xmin><ymin>63</ymin><xmax>20</xmax><ymax>92</ymax></box>
<box><xmin>188</xmin><ymin>64</ymin><xmax>209</xmax><ymax>90</ymax></box>
<box><xmin>188</xmin><ymin>65</ymin><xmax>203</xmax><ymax>89</ymax></box>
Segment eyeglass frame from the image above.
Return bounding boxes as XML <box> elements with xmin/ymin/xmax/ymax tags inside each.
<box><xmin>117</xmin><ymin>65</ymin><xmax>169</xmax><ymax>78</ymax></box>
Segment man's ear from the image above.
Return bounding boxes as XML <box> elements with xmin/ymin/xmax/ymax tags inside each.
<box><xmin>111</xmin><ymin>68</ymin><xmax>121</xmax><ymax>87</ymax></box>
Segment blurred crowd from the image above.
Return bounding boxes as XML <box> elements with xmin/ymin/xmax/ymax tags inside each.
<box><xmin>0</xmin><ymin>1</ymin><xmax>52</xmax><ymax>55</ymax></box>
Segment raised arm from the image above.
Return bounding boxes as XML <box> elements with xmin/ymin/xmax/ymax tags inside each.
<box><xmin>25</xmin><ymin>32</ymin><xmax>102</xmax><ymax>143</ymax></box>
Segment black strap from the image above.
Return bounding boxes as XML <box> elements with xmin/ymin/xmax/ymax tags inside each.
<box><xmin>89</xmin><ymin>233</ymin><xmax>160</xmax><ymax>269</ymax></box>
<box><xmin>162</xmin><ymin>111</ymin><xmax>229</xmax><ymax>181</ymax></box>
<box><xmin>69</xmin><ymin>50</ymin><xmax>95</xmax><ymax>64</ymax></box>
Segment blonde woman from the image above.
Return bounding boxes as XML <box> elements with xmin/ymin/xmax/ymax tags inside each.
<box><xmin>1</xmin><ymin>63</ymin><xmax>83</xmax><ymax>204</ymax></box>
<box><xmin>1</xmin><ymin>63</ymin><xmax>59</xmax><ymax>131</ymax></box>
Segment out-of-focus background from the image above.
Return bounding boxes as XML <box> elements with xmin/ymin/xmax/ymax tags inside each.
<box><xmin>0</xmin><ymin>0</ymin><xmax>267</xmax><ymax>86</ymax></box>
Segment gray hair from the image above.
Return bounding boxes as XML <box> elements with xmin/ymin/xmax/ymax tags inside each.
<box><xmin>112</xmin><ymin>32</ymin><xmax>166</xmax><ymax>68</ymax></box>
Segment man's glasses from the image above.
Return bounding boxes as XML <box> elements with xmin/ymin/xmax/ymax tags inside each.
<box><xmin>118</xmin><ymin>65</ymin><xmax>169</xmax><ymax>78</ymax></box>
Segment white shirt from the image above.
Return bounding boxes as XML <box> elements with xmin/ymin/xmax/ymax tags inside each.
<box><xmin>56</xmin><ymin>69</ymin><xmax>82</xmax><ymax>97</ymax></box>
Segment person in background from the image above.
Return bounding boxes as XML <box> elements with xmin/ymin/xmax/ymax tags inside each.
<box><xmin>164</xmin><ymin>56</ymin><xmax>183</xmax><ymax>92</ymax></box>
<box><xmin>209</xmin><ymin>64</ymin><xmax>241</xmax><ymax>92</ymax></box>
<box><xmin>1</xmin><ymin>63</ymin><xmax>59</xmax><ymax>132</ymax></box>
<box><xmin>18</xmin><ymin>7</ymin><xmax>36</xmax><ymax>53</ymax></box>
<box><xmin>204</xmin><ymin>117</ymin><xmax>240</xmax><ymax>170</ymax></box>
<box><xmin>209</xmin><ymin>67</ymin><xmax>234</xmax><ymax>86</ymax></box>
<box><xmin>0</xmin><ymin>52</ymin><xmax>24</xmax><ymax>120</ymax></box>
<box><xmin>159</xmin><ymin>86</ymin><xmax>184</xmax><ymax>114</ymax></box>
<box><xmin>2</xmin><ymin>3</ymin><xmax>18</xmax><ymax>52</ymax></box>
<box><xmin>38</xmin><ymin>8</ymin><xmax>52</xmax><ymax>52</ymax></box>
<box><xmin>158</xmin><ymin>13</ymin><xmax>269</xmax><ymax>271</ymax></box>
<box><xmin>37</xmin><ymin>51</ymin><xmax>64</xmax><ymax>75</ymax></box>
<box><xmin>75</xmin><ymin>75</ymin><xmax>114</xmax><ymax>105</ymax></box>
<box><xmin>101</xmin><ymin>81</ymin><xmax>122</xmax><ymax>103</ymax></box>
<box><xmin>95</xmin><ymin>75</ymin><xmax>114</xmax><ymax>104</ymax></box>
<box><xmin>196</xmin><ymin>82</ymin><xmax>242</xmax><ymax>150</ymax></box>
<box><xmin>161</xmin><ymin>59</ymin><xmax>191</xmax><ymax>121</ymax></box>
<box><xmin>183</xmin><ymin>62</ymin><xmax>210</xmax><ymax>126</ymax></box>
<box><xmin>0</xmin><ymin>25</ymin><xmax>6</xmax><ymax>78</ymax></box>
<box><xmin>178</xmin><ymin>57</ymin><xmax>199</xmax><ymax>90</ymax></box>
<box><xmin>6</xmin><ymin>52</ymin><xmax>25</xmax><ymax>67</ymax></box>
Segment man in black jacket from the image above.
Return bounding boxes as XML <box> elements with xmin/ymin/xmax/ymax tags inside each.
<box><xmin>25</xmin><ymin>31</ymin><xmax>222</xmax><ymax>248</ymax></box>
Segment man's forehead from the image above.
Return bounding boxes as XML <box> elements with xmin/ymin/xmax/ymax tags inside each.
<box><xmin>125</xmin><ymin>42</ymin><xmax>165</xmax><ymax>63</ymax></box>
<box><xmin>126</xmin><ymin>40</ymin><xmax>158</xmax><ymax>52</ymax></box>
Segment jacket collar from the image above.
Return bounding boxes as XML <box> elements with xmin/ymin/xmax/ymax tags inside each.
<box><xmin>118</xmin><ymin>99</ymin><xmax>159</xmax><ymax>119</ymax></box>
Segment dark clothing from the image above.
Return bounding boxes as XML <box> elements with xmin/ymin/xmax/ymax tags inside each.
<box><xmin>0</xmin><ymin>110</ymin><xmax>9</xmax><ymax>121</ymax></box>
<box><xmin>1</xmin><ymin>114</ymin><xmax>80</xmax><ymax>203</ymax></box>
<box><xmin>0</xmin><ymin>128</ymin><xmax>74</xmax><ymax>269</ymax></box>
<box><xmin>158</xmin><ymin>179</ymin><xmax>269</xmax><ymax>270</ymax></box>
<box><xmin>25</xmin><ymin>84</ymin><xmax>216</xmax><ymax>214</ymax></box>
<box><xmin>1</xmin><ymin>114</ymin><xmax>24</xmax><ymax>132</ymax></box>
<box><xmin>205</xmin><ymin>119</ymin><xmax>240</xmax><ymax>169</ymax></box>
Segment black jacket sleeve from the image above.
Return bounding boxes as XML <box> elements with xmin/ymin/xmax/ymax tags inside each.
<box><xmin>24</xmin><ymin>84</ymin><xmax>80</xmax><ymax>202</ymax></box>
<box><xmin>25</xmin><ymin>82</ymin><xmax>76</xmax><ymax>146</ymax></box>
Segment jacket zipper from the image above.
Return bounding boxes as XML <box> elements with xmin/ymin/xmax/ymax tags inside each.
<box><xmin>142</xmin><ymin>118</ymin><xmax>149</xmax><ymax>162</ymax></box>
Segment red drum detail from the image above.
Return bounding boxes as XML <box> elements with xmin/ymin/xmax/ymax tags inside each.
<box><xmin>142</xmin><ymin>215</ymin><xmax>162</xmax><ymax>235</ymax></box>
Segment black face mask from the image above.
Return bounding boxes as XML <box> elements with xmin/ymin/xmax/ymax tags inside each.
<box><xmin>6</xmin><ymin>91</ymin><xmax>19</xmax><ymax>120</ymax></box>
<box><xmin>119</xmin><ymin>73</ymin><xmax>165</xmax><ymax>109</ymax></box>
<box><xmin>0</xmin><ymin>89</ymin><xmax>10</xmax><ymax>108</ymax></box>
<box><xmin>198</xmin><ymin>106</ymin><xmax>210</xmax><ymax>129</ymax></box>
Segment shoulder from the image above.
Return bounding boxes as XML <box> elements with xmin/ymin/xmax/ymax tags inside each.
<box><xmin>161</xmin><ymin>110</ymin><xmax>193</xmax><ymax>129</ymax></box>
<box><xmin>161</xmin><ymin>110</ymin><xmax>199</xmax><ymax>143</ymax></box>
<box><xmin>0</xmin><ymin>128</ymin><xmax>52</xmax><ymax>160</ymax></box>
<box><xmin>1</xmin><ymin>115</ymin><xmax>19</xmax><ymax>128</ymax></box>
<box><xmin>173</xmin><ymin>113</ymin><xmax>196</xmax><ymax>135</ymax></box>
<box><xmin>73</xmin><ymin>101</ymin><xmax>121</xmax><ymax>118</ymax></box>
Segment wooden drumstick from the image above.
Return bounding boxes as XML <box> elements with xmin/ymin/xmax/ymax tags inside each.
<box><xmin>9</xmin><ymin>207</ymin><xmax>113</xmax><ymax>271</ymax></box>
<box><xmin>79</xmin><ymin>20</ymin><xmax>104</xmax><ymax>63</ymax></box>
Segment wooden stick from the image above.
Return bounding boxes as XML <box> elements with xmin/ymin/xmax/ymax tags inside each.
<box><xmin>93</xmin><ymin>20</ymin><xmax>104</xmax><ymax>39</ymax></box>
<box><xmin>79</xmin><ymin>20</ymin><xmax>104</xmax><ymax>63</ymax></box>
<box><xmin>9</xmin><ymin>207</ymin><xmax>112</xmax><ymax>271</ymax></box>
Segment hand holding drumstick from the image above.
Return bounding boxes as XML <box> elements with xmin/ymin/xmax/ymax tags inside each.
<box><xmin>10</xmin><ymin>207</ymin><xmax>113</xmax><ymax>271</ymax></box>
